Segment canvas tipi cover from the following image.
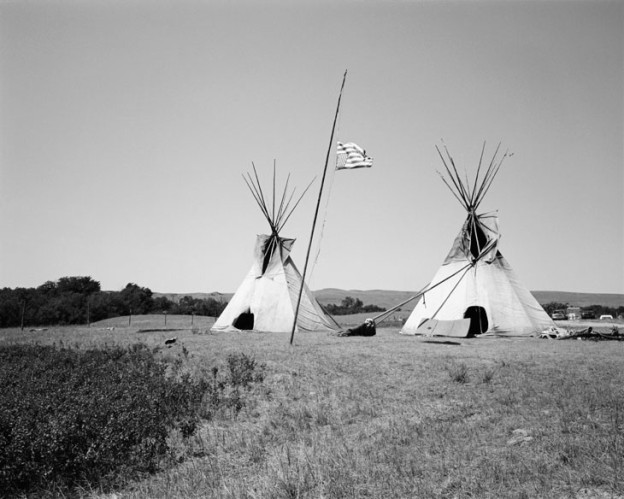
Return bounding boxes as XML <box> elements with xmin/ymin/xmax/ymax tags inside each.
<box><xmin>211</xmin><ymin>166</ymin><xmax>339</xmax><ymax>334</ymax></box>
<box><xmin>212</xmin><ymin>233</ymin><xmax>339</xmax><ymax>333</ymax></box>
<box><xmin>401</xmin><ymin>144</ymin><xmax>555</xmax><ymax>338</ymax></box>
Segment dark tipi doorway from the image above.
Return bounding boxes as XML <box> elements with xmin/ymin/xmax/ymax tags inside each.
<box><xmin>463</xmin><ymin>306</ymin><xmax>488</xmax><ymax>336</ymax></box>
<box><xmin>233</xmin><ymin>310</ymin><xmax>254</xmax><ymax>330</ymax></box>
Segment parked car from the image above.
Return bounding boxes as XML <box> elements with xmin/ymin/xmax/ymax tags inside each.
<box><xmin>552</xmin><ymin>310</ymin><xmax>566</xmax><ymax>320</ymax></box>
<box><xmin>600</xmin><ymin>314</ymin><xmax>614</xmax><ymax>320</ymax></box>
<box><xmin>581</xmin><ymin>310</ymin><xmax>596</xmax><ymax>319</ymax></box>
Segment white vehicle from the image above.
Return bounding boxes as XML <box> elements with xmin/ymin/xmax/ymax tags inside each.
<box><xmin>600</xmin><ymin>314</ymin><xmax>614</xmax><ymax>320</ymax></box>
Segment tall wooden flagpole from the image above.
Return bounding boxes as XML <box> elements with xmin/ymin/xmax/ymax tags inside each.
<box><xmin>290</xmin><ymin>70</ymin><xmax>347</xmax><ymax>345</ymax></box>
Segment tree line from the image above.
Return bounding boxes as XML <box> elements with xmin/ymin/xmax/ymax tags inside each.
<box><xmin>324</xmin><ymin>296</ymin><xmax>386</xmax><ymax>316</ymax></box>
<box><xmin>541</xmin><ymin>301</ymin><xmax>624</xmax><ymax>319</ymax></box>
<box><xmin>0</xmin><ymin>276</ymin><xmax>228</xmax><ymax>328</ymax></box>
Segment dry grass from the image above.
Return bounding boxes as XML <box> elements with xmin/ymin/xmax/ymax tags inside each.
<box><xmin>2</xmin><ymin>319</ymin><xmax>624</xmax><ymax>498</ymax></box>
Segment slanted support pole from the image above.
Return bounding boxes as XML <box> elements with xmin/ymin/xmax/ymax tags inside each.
<box><xmin>290</xmin><ymin>70</ymin><xmax>347</xmax><ymax>345</ymax></box>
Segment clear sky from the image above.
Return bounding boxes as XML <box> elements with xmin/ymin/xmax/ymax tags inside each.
<box><xmin>1</xmin><ymin>0</ymin><xmax>622</xmax><ymax>295</ymax></box>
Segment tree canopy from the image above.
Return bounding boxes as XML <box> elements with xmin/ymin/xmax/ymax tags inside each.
<box><xmin>0</xmin><ymin>277</ymin><xmax>227</xmax><ymax>328</ymax></box>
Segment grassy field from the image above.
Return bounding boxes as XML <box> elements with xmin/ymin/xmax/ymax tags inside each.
<box><xmin>2</xmin><ymin>316</ymin><xmax>624</xmax><ymax>498</ymax></box>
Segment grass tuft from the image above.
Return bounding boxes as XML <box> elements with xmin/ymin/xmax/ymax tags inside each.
<box><xmin>446</xmin><ymin>361</ymin><xmax>470</xmax><ymax>383</ymax></box>
<box><xmin>481</xmin><ymin>366</ymin><xmax>497</xmax><ymax>384</ymax></box>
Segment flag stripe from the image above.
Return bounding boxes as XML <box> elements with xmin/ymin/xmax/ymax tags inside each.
<box><xmin>336</xmin><ymin>141</ymin><xmax>373</xmax><ymax>170</ymax></box>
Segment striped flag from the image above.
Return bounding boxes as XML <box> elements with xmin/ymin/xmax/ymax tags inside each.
<box><xmin>336</xmin><ymin>142</ymin><xmax>373</xmax><ymax>170</ymax></box>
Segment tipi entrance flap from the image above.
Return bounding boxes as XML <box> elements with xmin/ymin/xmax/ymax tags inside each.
<box><xmin>416</xmin><ymin>318</ymin><xmax>471</xmax><ymax>338</ymax></box>
<box><xmin>284</xmin><ymin>258</ymin><xmax>340</xmax><ymax>331</ymax></box>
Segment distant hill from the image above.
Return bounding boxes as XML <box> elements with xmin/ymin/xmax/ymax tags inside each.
<box><xmin>531</xmin><ymin>291</ymin><xmax>623</xmax><ymax>308</ymax></box>
<box><xmin>155</xmin><ymin>289</ymin><xmax>623</xmax><ymax>310</ymax></box>
<box><xmin>315</xmin><ymin>289</ymin><xmax>623</xmax><ymax>311</ymax></box>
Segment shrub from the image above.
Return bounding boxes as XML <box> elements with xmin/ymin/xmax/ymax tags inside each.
<box><xmin>200</xmin><ymin>354</ymin><xmax>266</xmax><ymax>420</ymax></box>
<box><xmin>0</xmin><ymin>344</ymin><xmax>209</xmax><ymax>495</ymax></box>
<box><xmin>226</xmin><ymin>352</ymin><xmax>265</xmax><ymax>388</ymax></box>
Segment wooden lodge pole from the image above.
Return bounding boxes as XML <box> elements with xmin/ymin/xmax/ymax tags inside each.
<box><xmin>290</xmin><ymin>70</ymin><xmax>347</xmax><ymax>345</ymax></box>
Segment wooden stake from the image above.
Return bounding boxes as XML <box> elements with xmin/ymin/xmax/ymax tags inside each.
<box><xmin>20</xmin><ymin>300</ymin><xmax>25</xmax><ymax>331</ymax></box>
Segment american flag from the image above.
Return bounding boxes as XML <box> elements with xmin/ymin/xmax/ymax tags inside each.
<box><xmin>336</xmin><ymin>142</ymin><xmax>373</xmax><ymax>170</ymax></box>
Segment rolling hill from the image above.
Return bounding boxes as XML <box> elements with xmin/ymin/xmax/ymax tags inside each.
<box><xmin>154</xmin><ymin>289</ymin><xmax>623</xmax><ymax>310</ymax></box>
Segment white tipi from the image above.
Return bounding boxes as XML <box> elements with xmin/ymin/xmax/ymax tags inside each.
<box><xmin>211</xmin><ymin>167</ymin><xmax>339</xmax><ymax>333</ymax></box>
<box><xmin>401</xmin><ymin>144</ymin><xmax>555</xmax><ymax>338</ymax></box>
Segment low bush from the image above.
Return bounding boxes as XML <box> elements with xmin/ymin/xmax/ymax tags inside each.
<box><xmin>226</xmin><ymin>351</ymin><xmax>265</xmax><ymax>388</ymax></box>
<box><xmin>0</xmin><ymin>344</ymin><xmax>264</xmax><ymax>496</ymax></box>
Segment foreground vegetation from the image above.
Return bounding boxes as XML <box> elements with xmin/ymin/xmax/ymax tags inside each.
<box><xmin>0</xmin><ymin>332</ymin><xmax>263</xmax><ymax>497</ymax></box>
<box><xmin>1</xmin><ymin>319</ymin><xmax>624</xmax><ymax>498</ymax></box>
